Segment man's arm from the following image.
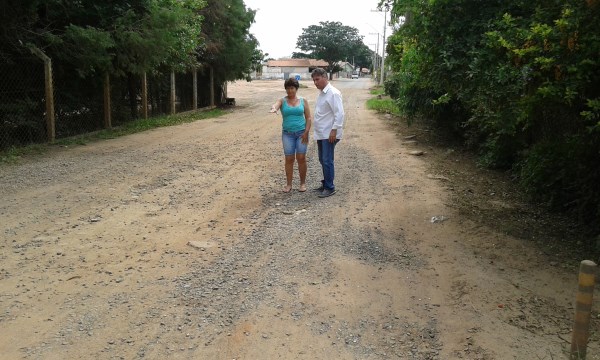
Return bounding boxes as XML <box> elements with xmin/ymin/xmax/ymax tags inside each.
<box><xmin>331</xmin><ymin>92</ymin><xmax>344</xmax><ymax>131</ymax></box>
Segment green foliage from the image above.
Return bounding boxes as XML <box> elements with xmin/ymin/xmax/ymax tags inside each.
<box><xmin>198</xmin><ymin>0</ymin><xmax>260</xmax><ymax>83</ymax></box>
<box><xmin>296</xmin><ymin>21</ymin><xmax>365</xmax><ymax>72</ymax></box>
<box><xmin>0</xmin><ymin>0</ymin><xmax>46</xmax><ymax>58</ymax></box>
<box><xmin>366</xmin><ymin>97</ymin><xmax>400</xmax><ymax>116</ymax></box>
<box><xmin>112</xmin><ymin>0</ymin><xmax>204</xmax><ymax>75</ymax></box>
<box><xmin>370</xmin><ymin>87</ymin><xmax>385</xmax><ymax>96</ymax></box>
<box><xmin>57</xmin><ymin>25</ymin><xmax>115</xmax><ymax>77</ymax></box>
<box><xmin>384</xmin><ymin>0</ymin><xmax>600</xmax><ymax>235</ymax></box>
<box><xmin>519</xmin><ymin>136</ymin><xmax>600</xmax><ymax>235</ymax></box>
<box><xmin>30</xmin><ymin>0</ymin><xmax>207</xmax><ymax>77</ymax></box>
<box><xmin>352</xmin><ymin>43</ymin><xmax>376</xmax><ymax>70</ymax></box>
<box><xmin>56</xmin><ymin>109</ymin><xmax>225</xmax><ymax>143</ymax></box>
<box><xmin>581</xmin><ymin>97</ymin><xmax>600</xmax><ymax>129</ymax></box>
<box><xmin>367</xmin><ymin>85</ymin><xmax>394</xmax><ymax>110</ymax></box>
<box><xmin>0</xmin><ymin>107</ymin><xmax>225</xmax><ymax>165</ymax></box>
<box><xmin>1</xmin><ymin>0</ymin><xmax>261</xmax><ymax>145</ymax></box>
<box><xmin>0</xmin><ymin>145</ymin><xmax>46</xmax><ymax>164</ymax></box>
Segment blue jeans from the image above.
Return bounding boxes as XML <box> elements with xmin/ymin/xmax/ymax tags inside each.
<box><xmin>317</xmin><ymin>139</ymin><xmax>340</xmax><ymax>190</ymax></box>
<box><xmin>282</xmin><ymin>130</ymin><xmax>307</xmax><ymax>156</ymax></box>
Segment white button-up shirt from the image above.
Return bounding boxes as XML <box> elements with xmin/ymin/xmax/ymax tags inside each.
<box><xmin>313</xmin><ymin>83</ymin><xmax>344</xmax><ymax>140</ymax></box>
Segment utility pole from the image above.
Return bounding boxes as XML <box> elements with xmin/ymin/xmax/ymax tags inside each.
<box><xmin>379</xmin><ymin>1</ymin><xmax>390</xmax><ymax>85</ymax></box>
<box><xmin>369</xmin><ymin>32</ymin><xmax>380</xmax><ymax>74</ymax></box>
<box><xmin>369</xmin><ymin>43</ymin><xmax>377</xmax><ymax>77</ymax></box>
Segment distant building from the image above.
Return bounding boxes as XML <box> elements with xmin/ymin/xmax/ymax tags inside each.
<box><xmin>254</xmin><ymin>59</ymin><xmax>329</xmax><ymax>80</ymax></box>
<box><xmin>338</xmin><ymin>61</ymin><xmax>354</xmax><ymax>78</ymax></box>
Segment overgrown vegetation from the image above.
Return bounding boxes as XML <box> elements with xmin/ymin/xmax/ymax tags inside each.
<box><xmin>0</xmin><ymin>108</ymin><xmax>226</xmax><ymax>165</ymax></box>
<box><xmin>0</xmin><ymin>145</ymin><xmax>47</xmax><ymax>164</ymax></box>
<box><xmin>0</xmin><ymin>0</ymin><xmax>263</xmax><ymax>149</ymax></box>
<box><xmin>367</xmin><ymin>87</ymin><xmax>401</xmax><ymax>116</ymax></box>
<box><xmin>69</xmin><ymin>108</ymin><xmax>226</xmax><ymax>141</ymax></box>
<box><xmin>382</xmin><ymin>0</ymin><xmax>600</xmax><ymax>247</ymax></box>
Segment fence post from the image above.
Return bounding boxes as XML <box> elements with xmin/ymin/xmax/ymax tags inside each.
<box><xmin>141</xmin><ymin>72</ymin><xmax>148</xmax><ymax>119</ymax></box>
<box><xmin>29</xmin><ymin>46</ymin><xmax>55</xmax><ymax>142</ymax></box>
<box><xmin>193</xmin><ymin>68</ymin><xmax>198</xmax><ymax>110</ymax></box>
<box><xmin>103</xmin><ymin>72</ymin><xmax>111</xmax><ymax>129</ymax></box>
<box><xmin>571</xmin><ymin>260</ymin><xmax>597</xmax><ymax>359</ymax></box>
<box><xmin>210</xmin><ymin>66</ymin><xmax>215</xmax><ymax>108</ymax></box>
<box><xmin>170</xmin><ymin>71</ymin><xmax>176</xmax><ymax>115</ymax></box>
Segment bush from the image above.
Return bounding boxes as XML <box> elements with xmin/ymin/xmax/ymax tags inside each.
<box><xmin>519</xmin><ymin>135</ymin><xmax>600</xmax><ymax>237</ymax></box>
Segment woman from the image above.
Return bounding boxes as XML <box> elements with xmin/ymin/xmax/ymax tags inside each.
<box><xmin>269</xmin><ymin>77</ymin><xmax>312</xmax><ymax>193</ymax></box>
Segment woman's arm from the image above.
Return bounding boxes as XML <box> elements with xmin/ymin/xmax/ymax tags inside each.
<box><xmin>301</xmin><ymin>98</ymin><xmax>312</xmax><ymax>144</ymax></box>
<box><xmin>270</xmin><ymin>98</ymin><xmax>283</xmax><ymax>114</ymax></box>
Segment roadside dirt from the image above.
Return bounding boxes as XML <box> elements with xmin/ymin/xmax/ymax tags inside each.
<box><xmin>0</xmin><ymin>79</ymin><xmax>598</xmax><ymax>360</ymax></box>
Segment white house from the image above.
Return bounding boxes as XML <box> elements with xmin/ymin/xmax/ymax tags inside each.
<box><xmin>255</xmin><ymin>59</ymin><xmax>330</xmax><ymax>80</ymax></box>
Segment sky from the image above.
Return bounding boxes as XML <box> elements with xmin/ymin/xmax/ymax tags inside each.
<box><xmin>242</xmin><ymin>0</ymin><xmax>393</xmax><ymax>60</ymax></box>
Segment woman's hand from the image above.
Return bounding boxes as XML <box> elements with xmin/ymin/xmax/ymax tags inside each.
<box><xmin>270</xmin><ymin>101</ymin><xmax>280</xmax><ymax>114</ymax></box>
<box><xmin>301</xmin><ymin>131</ymin><xmax>309</xmax><ymax>144</ymax></box>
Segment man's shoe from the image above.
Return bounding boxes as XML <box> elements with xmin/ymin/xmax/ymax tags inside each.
<box><xmin>312</xmin><ymin>185</ymin><xmax>324</xmax><ymax>192</ymax></box>
<box><xmin>318</xmin><ymin>188</ymin><xmax>336</xmax><ymax>198</ymax></box>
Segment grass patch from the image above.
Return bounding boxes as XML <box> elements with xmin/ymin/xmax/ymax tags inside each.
<box><xmin>0</xmin><ymin>144</ymin><xmax>47</xmax><ymax>164</ymax></box>
<box><xmin>367</xmin><ymin>85</ymin><xmax>401</xmax><ymax>116</ymax></box>
<box><xmin>366</xmin><ymin>96</ymin><xmax>400</xmax><ymax>116</ymax></box>
<box><xmin>1</xmin><ymin>108</ymin><xmax>226</xmax><ymax>164</ymax></box>
<box><xmin>56</xmin><ymin>108</ymin><xmax>225</xmax><ymax>145</ymax></box>
<box><xmin>370</xmin><ymin>87</ymin><xmax>385</xmax><ymax>96</ymax></box>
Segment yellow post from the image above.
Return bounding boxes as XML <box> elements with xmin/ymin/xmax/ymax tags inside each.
<box><xmin>571</xmin><ymin>260</ymin><xmax>597</xmax><ymax>359</ymax></box>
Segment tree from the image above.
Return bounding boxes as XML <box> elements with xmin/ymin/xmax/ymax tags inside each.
<box><xmin>0</xmin><ymin>0</ymin><xmax>206</xmax><ymax>76</ymax></box>
<box><xmin>383</xmin><ymin>0</ymin><xmax>600</xmax><ymax>241</ymax></box>
<box><xmin>352</xmin><ymin>42</ymin><xmax>375</xmax><ymax>71</ymax></box>
<box><xmin>291</xmin><ymin>52</ymin><xmax>312</xmax><ymax>59</ymax></box>
<box><xmin>296</xmin><ymin>21</ymin><xmax>364</xmax><ymax>79</ymax></box>
<box><xmin>197</xmin><ymin>0</ymin><xmax>259</xmax><ymax>83</ymax></box>
<box><xmin>0</xmin><ymin>0</ymin><xmax>209</xmax><ymax>126</ymax></box>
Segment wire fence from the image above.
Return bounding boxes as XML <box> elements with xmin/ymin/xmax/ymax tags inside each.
<box><xmin>0</xmin><ymin>57</ymin><xmax>47</xmax><ymax>148</ymax></box>
<box><xmin>0</xmin><ymin>55</ymin><xmax>221</xmax><ymax>151</ymax></box>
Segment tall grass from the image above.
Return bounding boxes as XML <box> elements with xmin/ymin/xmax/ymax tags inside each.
<box><xmin>366</xmin><ymin>98</ymin><xmax>400</xmax><ymax>115</ymax></box>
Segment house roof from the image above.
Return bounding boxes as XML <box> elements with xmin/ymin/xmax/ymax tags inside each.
<box><xmin>267</xmin><ymin>59</ymin><xmax>329</xmax><ymax>67</ymax></box>
<box><xmin>267</xmin><ymin>59</ymin><xmax>309</xmax><ymax>67</ymax></box>
<box><xmin>308</xmin><ymin>59</ymin><xmax>329</xmax><ymax>67</ymax></box>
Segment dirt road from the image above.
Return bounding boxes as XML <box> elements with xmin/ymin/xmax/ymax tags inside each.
<box><xmin>0</xmin><ymin>79</ymin><xmax>597</xmax><ymax>359</ymax></box>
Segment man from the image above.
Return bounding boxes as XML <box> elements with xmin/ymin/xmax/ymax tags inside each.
<box><xmin>311</xmin><ymin>68</ymin><xmax>345</xmax><ymax>198</ymax></box>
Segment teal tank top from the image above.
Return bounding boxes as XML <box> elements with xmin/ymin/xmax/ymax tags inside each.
<box><xmin>281</xmin><ymin>97</ymin><xmax>306</xmax><ymax>132</ymax></box>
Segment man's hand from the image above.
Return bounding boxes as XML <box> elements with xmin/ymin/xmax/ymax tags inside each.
<box><xmin>329</xmin><ymin>129</ymin><xmax>337</xmax><ymax>143</ymax></box>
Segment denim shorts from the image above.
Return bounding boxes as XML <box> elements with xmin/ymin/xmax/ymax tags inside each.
<box><xmin>282</xmin><ymin>129</ymin><xmax>307</xmax><ymax>156</ymax></box>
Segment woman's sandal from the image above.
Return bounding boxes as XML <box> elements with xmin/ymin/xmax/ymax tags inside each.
<box><xmin>283</xmin><ymin>185</ymin><xmax>292</xmax><ymax>193</ymax></box>
<box><xmin>298</xmin><ymin>184</ymin><xmax>307</xmax><ymax>192</ymax></box>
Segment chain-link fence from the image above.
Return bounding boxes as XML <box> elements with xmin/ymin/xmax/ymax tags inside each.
<box><xmin>53</xmin><ymin>68</ymin><xmax>105</xmax><ymax>138</ymax></box>
<box><xmin>1</xmin><ymin>55</ymin><xmax>221</xmax><ymax>151</ymax></box>
<box><xmin>0</xmin><ymin>57</ymin><xmax>47</xmax><ymax>149</ymax></box>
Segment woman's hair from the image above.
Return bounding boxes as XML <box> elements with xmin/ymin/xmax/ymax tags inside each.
<box><xmin>284</xmin><ymin>78</ymin><xmax>299</xmax><ymax>89</ymax></box>
<box><xmin>311</xmin><ymin>68</ymin><xmax>327</xmax><ymax>78</ymax></box>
